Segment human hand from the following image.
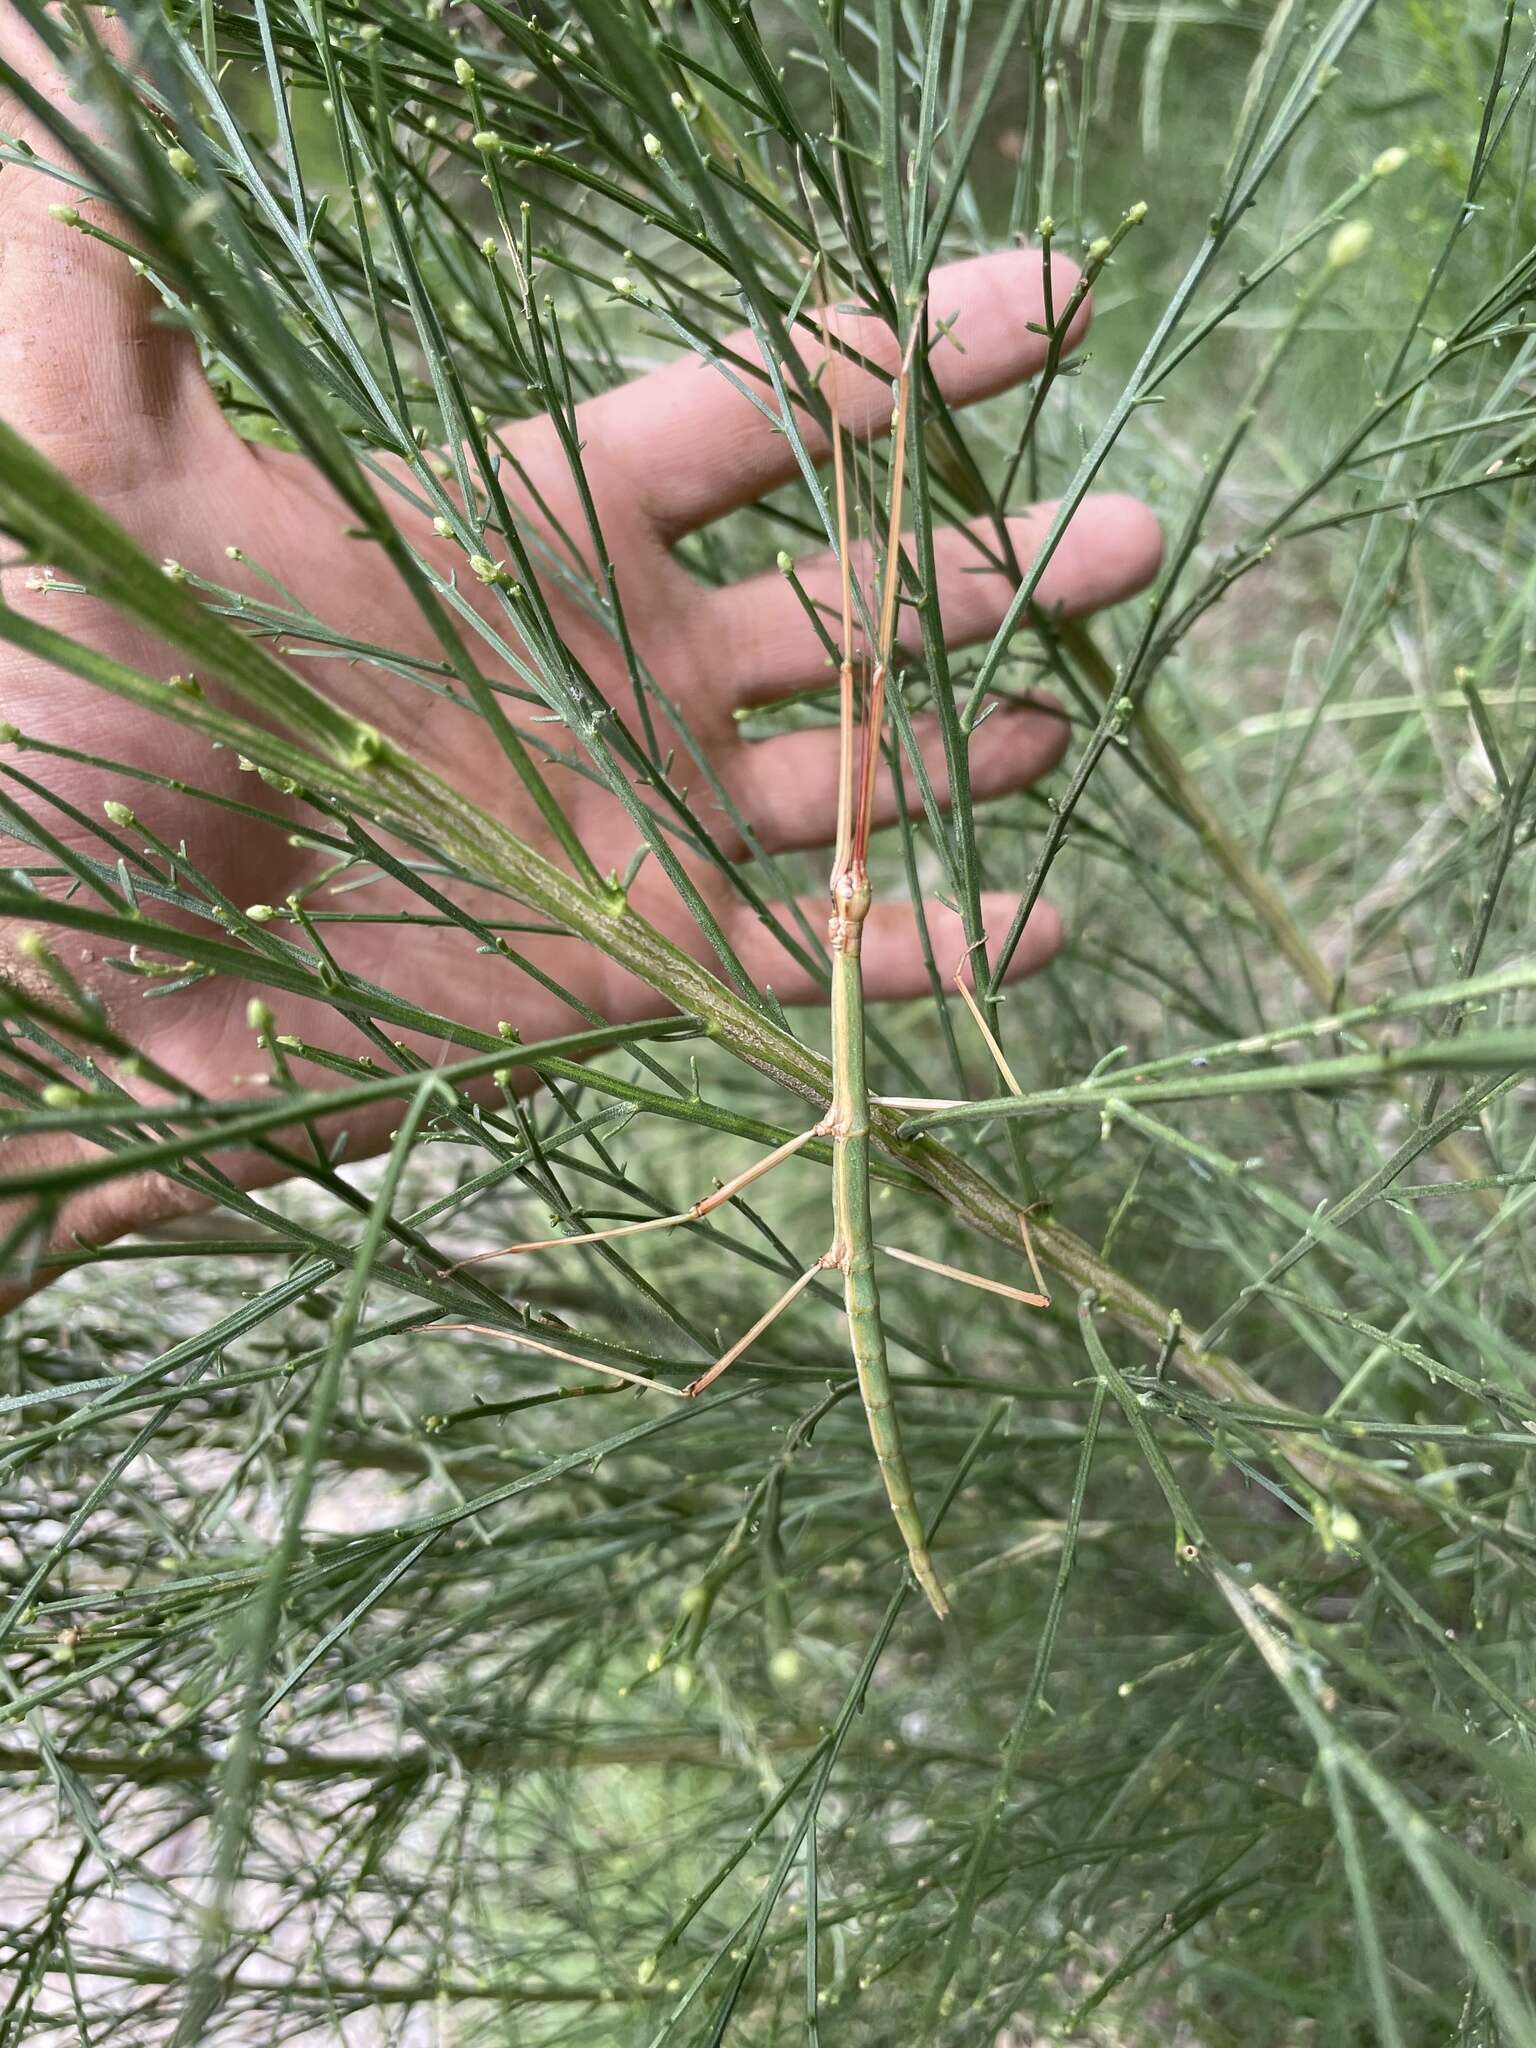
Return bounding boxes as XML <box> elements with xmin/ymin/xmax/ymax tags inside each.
<box><xmin>0</xmin><ymin>13</ymin><xmax>1161</xmax><ymax>1265</ymax></box>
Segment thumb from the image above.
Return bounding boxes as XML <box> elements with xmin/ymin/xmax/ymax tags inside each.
<box><xmin>0</xmin><ymin>5</ymin><xmax>217</xmax><ymax>486</ymax></box>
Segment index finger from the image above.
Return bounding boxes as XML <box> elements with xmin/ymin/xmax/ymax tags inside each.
<box><xmin>583</xmin><ymin>248</ymin><xmax>1089</xmax><ymax>542</ymax></box>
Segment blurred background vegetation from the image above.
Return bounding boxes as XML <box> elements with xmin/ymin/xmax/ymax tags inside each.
<box><xmin>1</xmin><ymin>0</ymin><xmax>1534</xmax><ymax>2042</ymax></box>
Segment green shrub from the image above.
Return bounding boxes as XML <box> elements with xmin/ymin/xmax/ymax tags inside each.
<box><xmin>1</xmin><ymin>0</ymin><xmax>1534</xmax><ymax>2041</ymax></box>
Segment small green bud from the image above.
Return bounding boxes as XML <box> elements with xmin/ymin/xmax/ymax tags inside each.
<box><xmin>776</xmin><ymin>550</ymin><xmax>794</xmax><ymax>575</ymax></box>
<box><xmin>247</xmin><ymin>997</ymin><xmax>274</xmax><ymax>1035</ymax></box>
<box><xmin>102</xmin><ymin>799</ymin><xmax>135</xmax><ymax>828</ymax></box>
<box><xmin>433</xmin><ymin>516</ymin><xmax>453</xmax><ymax>538</ymax></box>
<box><xmin>496</xmin><ymin>1020</ymin><xmax>521</xmax><ymax>1042</ymax></box>
<box><xmin>225</xmin><ymin>545</ymin><xmax>243</xmax><ymax>561</ymax></box>
<box><xmin>165</xmin><ymin>145</ymin><xmax>196</xmax><ymax>180</ymax></box>
<box><xmin>454</xmin><ymin>55</ymin><xmax>474</xmax><ymax>84</ymax></box>
<box><xmin>1037</xmin><ymin>214</ymin><xmax>1055</xmax><ymax>238</ymax></box>
<box><xmin>1326</xmin><ymin>219</ymin><xmax>1373</xmax><ymax>270</ymax></box>
<box><xmin>637</xmin><ymin>1957</ymin><xmax>658</xmax><ymax>1988</ymax></box>
<box><xmin>612</xmin><ymin>274</ymin><xmax>635</xmax><ymax>296</ymax></box>
<box><xmin>769</xmin><ymin>1646</ymin><xmax>804</xmax><ymax>1686</ymax></box>
<box><xmin>161</xmin><ymin>558</ymin><xmax>187</xmax><ymax>581</ymax></box>
<box><xmin>48</xmin><ymin>202</ymin><xmax>81</xmax><ymax>227</ymax></box>
<box><xmin>244</xmin><ymin>903</ymin><xmax>277</xmax><ymax>924</ymax></box>
<box><xmin>672</xmin><ymin>1663</ymin><xmax>694</xmax><ymax>1698</ymax></box>
<box><xmin>469</xmin><ymin>554</ymin><xmax>506</xmax><ymax>585</ymax></box>
<box><xmin>471</xmin><ymin>130</ymin><xmax>500</xmax><ymax>153</ymax></box>
<box><xmin>643</xmin><ymin>130</ymin><xmax>663</xmax><ymax>159</ymax></box>
<box><xmin>359</xmin><ymin>20</ymin><xmax>382</xmax><ymax>41</ymax></box>
<box><xmin>167</xmin><ymin>672</ymin><xmax>202</xmax><ymax>695</ymax></box>
<box><xmin>349</xmin><ymin>724</ymin><xmax>387</xmax><ymax>767</ymax></box>
<box><xmin>42</xmin><ymin>1083</ymin><xmax>82</xmax><ymax>1108</ymax></box>
<box><xmin>493</xmin><ymin>1066</ymin><xmax>513</xmax><ymax>1089</ymax></box>
<box><xmin>1087</xmin><ymin>235</ymin><xmax>1112</xmax><ymax>262</ymax></box>
<box><xmin>16</xmin><ymin>931</ymin><xmax>46</xmax><ymax>960</ymax></box>
<box><xmin>1125</xmin><ymin>199</ymin><xmax>1148</xmax><ymax>225</ymax></box>
<box><xmin>1372</xmin><ymin>145</ymin><xmax>1409</xmax><ymax>178</ymax></box>
<box><xmin>0</xmin><ymin>722</ymin><xmax>18</xmax><ymax>744</ymax></box>
<box><xmin>481</xmin><ymin>235</ymin><xmax>499</xmax><ymax>259</ymax></box>
<box><xmin>471</xmin><ymin>404</ymin><xmax>489</xmax><ymax>429</ymax></box>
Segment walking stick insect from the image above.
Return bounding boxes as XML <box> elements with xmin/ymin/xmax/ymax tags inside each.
<box><xmin>452</xmin><ymin>295</ymin><xmax>1050</xmax><ymax>1619</ymax></box>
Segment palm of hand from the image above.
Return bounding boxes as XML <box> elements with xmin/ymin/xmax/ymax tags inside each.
<box><xmin>0</xmin><ymin>23</ymin><xmax>1160</xmax><ymax>1247</ymax></box>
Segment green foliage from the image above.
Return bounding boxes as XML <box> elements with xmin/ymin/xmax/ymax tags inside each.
<box><xmin>1</xmin><ymin>0</ymin><xmax>1535</xmax><ymax>2042</ymax></box>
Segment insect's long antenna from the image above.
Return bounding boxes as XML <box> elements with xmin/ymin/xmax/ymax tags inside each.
<box><xmin>827</xmin><ymin>277</ymin><xmax>859</xmax><ymax>886</ymax></box>
<box><xmin>851</xmin><ymin>310</ymin><xmax>922</xmax><ymax>867</ymax></box>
